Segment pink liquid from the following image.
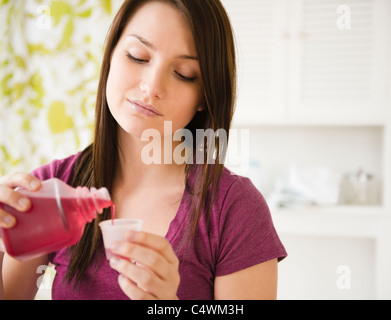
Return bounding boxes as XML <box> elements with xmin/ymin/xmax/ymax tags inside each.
<box><xmin>111</xmin><ymin>204</ymin><xmax>116</xmax><ymax>225</ymax></box>
<box><xmin>1</xmin><ymin>196</ymin><xmax>113</xmax><ymax>262</ymax></box>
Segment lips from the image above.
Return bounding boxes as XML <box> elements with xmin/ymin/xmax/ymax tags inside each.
<box><xmin>128</xmin><ymin>99</ymin><xmax>163</xmax><ymax>117</ymax></box>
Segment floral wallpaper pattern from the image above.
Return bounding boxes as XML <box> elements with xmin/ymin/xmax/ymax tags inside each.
<box><xmin>0</xmin><ymin>0</ymin><xmax>123</xmax><ymax>175</ymax></box>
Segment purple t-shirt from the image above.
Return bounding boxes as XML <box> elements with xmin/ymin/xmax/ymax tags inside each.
<box><xmin>31</xmin><ymin>153</ymin><xmax>287</xmax><ymax>300</ymax></box>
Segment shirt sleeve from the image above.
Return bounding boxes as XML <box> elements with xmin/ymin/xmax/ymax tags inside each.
<box><xmin>215</xmin><ymin>176</ymin><xmax>287</xmax><ymax>277</ymax></box>
<box><xmin>30</xmin><ymin>160</ymin><xmax>58</xmax><ymax>181</ymax></box>
<box><xmin>30</xmin><ymin>153</ymin><xmax>80</xmax><ymax>184</ymax></box>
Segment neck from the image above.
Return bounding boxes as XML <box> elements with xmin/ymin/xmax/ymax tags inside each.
<box><xmin>115</xmin><ymin>128</ymin><xmax>187</xmax><ymax>190</ymax></box>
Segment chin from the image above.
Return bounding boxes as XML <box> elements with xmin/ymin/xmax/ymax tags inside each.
<box><xmin>118</xmin><ymin>118</ymin><xmax>165</xmax><ymax>140</ymax></box>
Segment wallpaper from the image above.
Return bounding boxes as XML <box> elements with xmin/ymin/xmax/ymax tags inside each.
<box><xmin>0</xmin><ymin>0</ymin><xmax>123</xmax><ymax>175</ymax></box>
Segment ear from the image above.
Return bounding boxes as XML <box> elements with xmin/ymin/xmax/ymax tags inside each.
<box><xmin>197</xmin><ymin>97</ymin><xmax>206</xmax><ymax>112</ymax></box>
<box><xmin>197</xmin><ymin>105</ymin><xmax>205</xmax><ymax>112</ymax></box>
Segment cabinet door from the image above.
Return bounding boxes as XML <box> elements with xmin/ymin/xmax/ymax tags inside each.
<box><xmin>288</xmin><ymin>0</ymin><xmax>389</xmax><ymax>121</ymax></box>
<box><xmin>222</xmin><ymin>0</ymin><xmax>288</xmax><ymax>125</ymax></box>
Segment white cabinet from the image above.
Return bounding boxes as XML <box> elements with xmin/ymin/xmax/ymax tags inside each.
<box><xmin>222</xmin><ymin>0</ymin><xmax>288</xmax><ymax>123</ymax></box>
<box><xmin>288</xmin><ymin>0</ymin><xmax>389</xmax><ymax>121</ymax></box>
<box><xmin>223</xmin><ymin>0</ymin><xmax>390</xmax><ymax>125</ymax></box>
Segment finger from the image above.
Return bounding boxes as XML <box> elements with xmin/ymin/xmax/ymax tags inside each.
<box><xmin>111</xmin><ymin>241</ymin><xmax>169</xmax><ymax>280</ymax></box>
<box><xmin>117</xmin><ymin>274</ymin><xmax>157</xmax><ymax>300</ymax></box>
<box><xmin>0</xmin><ymin>172</ymin><xmax>41</xmax><ymax>191</ymax></box>
<box><xmin>0</xmin><ymin>207</ymin><xmax>16</xmax><ymax>228</ymax></box>
<box><xmin>110</xmin><ymin>256</ymin><xmax>164</xmax><ymax>295</ymax></box>
<box><xmin>0</xmin><ymin>184</ymin><xmax>31</xmax><ymax>212</ymax></box>
<box><xmin>125</xmin><ymin>231</ymin><xmax>179</xmax><ymax>266</ymax></box>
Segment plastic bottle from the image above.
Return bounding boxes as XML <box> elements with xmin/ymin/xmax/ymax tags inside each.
<box><xmin>0</xmin><ymin>178</ymin><xmax>113</xmax><ymax>262</ymax></box>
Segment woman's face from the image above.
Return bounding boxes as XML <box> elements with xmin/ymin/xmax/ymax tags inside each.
<box><xmin>106</xmin><ymin>1</ymin><xmax>204</xmax><ymax>139</ymax></box>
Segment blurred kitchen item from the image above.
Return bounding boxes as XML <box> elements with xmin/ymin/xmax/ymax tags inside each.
<box><xmin>268</xmin><ymin>165</ymin><xmax>341</xmax><ymax>209</ymax></box>
<box><xmin>339</xmin><ymin>168</ymin><xmax>379</xmax><ymax>206</ymax></box>
<box><xmin>247</xmin><ymin>159</ymin><xmax>262</xmax><ymax>191</ymax></box>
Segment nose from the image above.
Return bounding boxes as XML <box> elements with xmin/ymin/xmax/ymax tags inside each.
<box><xmin>139</xmin><ymin>65</ymin><xmax>166</xmax><ymax>99</ymax></box>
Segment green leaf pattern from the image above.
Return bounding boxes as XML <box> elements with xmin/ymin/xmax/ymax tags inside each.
<box><xmin>0</xmin><ymin>0</ymin><xmax>123</xmax><ymax>175</ymax></box>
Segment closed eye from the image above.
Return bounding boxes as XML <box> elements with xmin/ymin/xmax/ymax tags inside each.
<box><xmin>126</xmin><ymin>52</ymin><xmax>148</xmax><ymax>64</ymax></box>
<box><xmin>175</xmin><ymin>71</ymin><xmax>197</xmax><ymax>83</ymax></box>
<box><xmin>126</xmin><ymin>52</ymin><xmax>197</xmax><ymax>83</ymax></box>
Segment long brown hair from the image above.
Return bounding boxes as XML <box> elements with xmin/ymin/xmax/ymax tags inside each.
<box><xmin>65</xmin><ymin>0</ymin><xmax>236</xmax><ymax>287</ymax></box>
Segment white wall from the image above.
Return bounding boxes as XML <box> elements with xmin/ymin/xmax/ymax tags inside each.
<box><xmin>278</xmin><ymin>235</ymin><xmax>376</xmax><ymax>300</ymax></box>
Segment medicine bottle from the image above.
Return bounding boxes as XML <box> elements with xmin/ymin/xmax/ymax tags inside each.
<box><xmin>0</xmin><ymin>178</ymin><xmax>112</xmax><ymax>262</ymax></box>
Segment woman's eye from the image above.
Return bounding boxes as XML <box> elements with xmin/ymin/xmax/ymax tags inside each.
<box><xmin>175</xmin><ymin>71</ymin><xmax>197</xmax><ymax>83</ymax></box>
<box><xmin>126</xmin><ymin>52</ymin><xmax>148</xmax><ymax>64</ymax></box>
<box><xmin>125</xmin><ymin>52</ymin><xmax>197</xmax><ymax>83</ymax></box>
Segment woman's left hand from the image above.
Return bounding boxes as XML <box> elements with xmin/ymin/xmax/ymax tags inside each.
<box><xmin>109</xmin><ymin>231</ymin><xmax>180</xmax><ymax>300</ymax></box>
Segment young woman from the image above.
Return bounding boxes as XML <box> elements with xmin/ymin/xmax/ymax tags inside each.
<box><xmin>0</xmin><ymin>0</ymin><xmax>286</xmax><ymax>300</ymax></box>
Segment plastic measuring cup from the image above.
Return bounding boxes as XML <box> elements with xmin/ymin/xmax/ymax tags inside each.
<box><xmin>99</xmin><ymin>218</ymin><xmax>143</xmax><ymax>260</ymax></box>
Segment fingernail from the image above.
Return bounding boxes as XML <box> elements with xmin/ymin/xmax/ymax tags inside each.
<box><xmin>30</xmin><ymin>180</ymin><xmax>40</xmax><ymax>190</ymax></box>
<box><xmin>118</xmin><ymin>274</ymin><xmax>127</xmax><ymax>285</ymax></box>
<box><xmin>18</xmin><ymin>198</ymin><xmax>29</xmax><ymax>210</ymax></box>
<box><xmin>110</xmin><ymin>257</ymin><xmax>120</xmax><ymax>267</ymax></box>
<box><xmin>2</xmin><ymin>215</ymin><xmax>16</xmax><ymax>227</ymax></box>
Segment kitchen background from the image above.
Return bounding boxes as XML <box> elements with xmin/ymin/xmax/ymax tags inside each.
<box><xmin>1</xmin><ymin>0</ymin><xmax>390</xmax><ymax>299</ymax></box>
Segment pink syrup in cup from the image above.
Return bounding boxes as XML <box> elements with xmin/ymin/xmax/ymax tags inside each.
<box><xmin>111</xmin><ymin>204</ymin><xmax>116</xmax><ymax>225</ymax></box>
<box><xmin>0</xmin><ymin>178</ymin><xmax>113</xmax><ymax>262</ymax></box>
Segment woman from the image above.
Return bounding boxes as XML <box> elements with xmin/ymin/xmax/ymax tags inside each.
<box><xmin>0</xmin><ymin>0</ymin><xmax>286</xmax><ymax>300</ymax></box>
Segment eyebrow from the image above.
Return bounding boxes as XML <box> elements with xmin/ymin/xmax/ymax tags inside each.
<box><xmin>127</xmin><ymin>34</ymin><xmax>199</xmax><ymax>61</ymax></box>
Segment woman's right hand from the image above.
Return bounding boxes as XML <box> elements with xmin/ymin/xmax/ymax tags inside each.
<box><xmin>0</xmin><ymin>173</ymin><xmax>41</xmax><ymax>230</ymax></box>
